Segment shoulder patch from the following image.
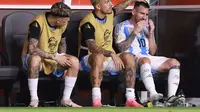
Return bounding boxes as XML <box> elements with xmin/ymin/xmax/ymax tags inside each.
<box><xmin>31</xmin><ymin>21</ymin><xmax>39</xmax><ymax>28</ymax></box>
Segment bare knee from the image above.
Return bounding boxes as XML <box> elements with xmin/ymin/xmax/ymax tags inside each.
<box><xmin>138</xmin><ymin>57</ymin><xmax>151</xmax><ymax>65</ymax></box>
<box><xmin>27</xmin><ymin>55</ymin><xmax>41</xmax><ymax>78</ymax></box>
<box><xmin>28</xmin><ymin>55</ymin><xmax>41</xmax><ymax>69</ymax></box>
<box><xmin>88</xmin><ymin>53</ymin><xmax>105</xmax><ymax>68</ymax></box>
<box><xmin>167</xmin><ymin>58</ymin><xmax>180</xmax><ymax>69</ymax></box>
<box><xmin>120</xmin><ymin>52</ymin><xmax>135</xmax><ymax>65</ymax></box>
<box><xmin>120</xmin><ymin>52</ymin><xmax>134</xmax><ymax>60</ymax></box>
<box><xmin>68</xmin><ymin>56</ymin><xmax>79</xmax><ymax>69</ymax></box>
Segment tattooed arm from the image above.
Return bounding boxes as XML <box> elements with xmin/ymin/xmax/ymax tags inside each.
<box><xmin>114</xmin><ymin>0</ymin><xmax>134</xmax><ymax>14</ymax></box>
<box><xmin>86</xmin><ymin>39</ymin><xmax>113</xmax><ymax>57</ymax></box>
<box><xmin>29</xmin><ymin>37</ymin><xmax>71</xmax><ymax>66</ymax></box>
<box><xmin>28</xmin><ymin>21</ymin><xmax>55</xmax><ymax>59</ymax></box>
<box><xmin>115</xmin><ymin>20</ymin><xmax>146</xmax><ymax>52</ymax></box>
<box><xmin>58</xmin><ymin>28</ymin><xmax>68</xmax><ymax>53</ymax></box>
<box><xmin>114</xmin><ymin>23</ymin><xmax>137</xmax><ymax>52</ymax></box>
<box><xmin>115</xmin><ymin>32</ymin><xmax>137</xmax><ymax>52</ymax></box>
<box><xmin>29</xmin><ymin>38</ymin><xmax>55</xmax><ymax>59</ymax></box>
<box><xmin>114</xmin><ymin>0</ymin><xmax>147</xmax><ymax>14</ymax></box>
<box><xmin>58</xmin><ymin>37</ymin><xmax>67</xmax><ymax>53</ymax></box>
<box><xmin>87</xmin><ymin>39</ymin><xmax>125</xmax><ymax>70</ymax></box>
<box><xmin>83</xmin><ymin>23</ymin><xmax>124</xmax><ymax>70</ymax></box>
<box><xmin>81</xmin><ymin>22</ymin><xmax>113</xmax><ymax>57</ymax></box>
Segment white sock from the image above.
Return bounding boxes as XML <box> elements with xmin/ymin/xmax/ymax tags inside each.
<box><xmin>92</xmin><ymin>87</ymin><xmax>101</xmax><ymax>100</ymax></box>
<box><xmin>28</xmin><ymin>78</ymin><xmax>39</xmax><ymax>101</ymax></box>
<box><xmin>125</xmin><ymin>88</ymin><xmax>135</xmax><ymax>100</ymax></box>
<box><xmin>62</xmin><ymin>76</ymin><xmax>77</xmax><ymax>101</ymax></box>
<box><xmin>168</xmin><ymin>68</ymin><xmax>180</xmax><ymax>97</ymax></box>
<box><xmin>140</xmin><ymin>63</ymin><xmax>157</xmax><ymax>95</ymax></box>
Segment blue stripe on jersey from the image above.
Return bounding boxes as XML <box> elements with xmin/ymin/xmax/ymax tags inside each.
<box><xmin>124</xmin><ymin>27</ymin><xmax>130</xmax><ymax>38</ymax></box>
<box><xmin>137</xmin><ymin>32</ymin><xmax>148</xmax><ymax>55</ymax></box>
<box><xmin>141</xmin><ymin>46</ymin><xmax>148</xmax><ymax>55</ymax></box>
<box><xmin>124</xmin><ymin>26</ymin><xmax>133</xmax><ymax>53</ymax></box>
<box><xmin>140</xmin><ymin>35</ymin><xmax>148</xmax><ymax>55</ymax></box>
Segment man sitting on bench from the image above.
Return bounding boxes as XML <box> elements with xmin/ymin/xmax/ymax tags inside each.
<box><xmin>114</xmin><ymin>1</ymin><xmax>185</xmax><ymax>106</ymax></box>
<box><xmin>22</xmin><ymin>2</ymin><xmax>81</xmax><ymax>107</ymax></box>
<box><xmin>78</xmin><ymin>0</ymin><xmax>147</xmax><ymax>107</ymax></box>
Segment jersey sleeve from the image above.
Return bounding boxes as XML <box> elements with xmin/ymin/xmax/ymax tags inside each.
<box><xmin>114</xmin><ymin>23</ymin><xmax>127</xmax><ymax>44</ymax></box>
<box><xmin>80</xmin><ymin>22</ymin><xmax>95</xmax><ymax>40</ymax></box>
<box><xmin>28</xmin><ymin>21</ymin><xmax>41</xmax><ymax>40</ymax></box>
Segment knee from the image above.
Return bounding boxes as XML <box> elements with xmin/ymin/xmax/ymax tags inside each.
<box><xmin>168</xmin><ymin>58</ymin><xmax>180</xmax><ymax>68</ymax></box>
<box><xmin>120</xmin><ymin>52</ymin><xmax>134</xmax><ymax>60</ymax></box>
<box><xmin>92</xmin><ymin>53</ymin><xmax>105</xmax><ymax>60</ymax></box>
<box><xmin>120</xmin><ymin>52</ymin><xmax>135</xmax><ymax>64</ymax></box>
<box><xmin>138</xmin><ymin>57</ymin><xmax>150</xmax><ymax>65</ymax></box>
<box><xmin>28</xmin><ymin>55</ymin><xmax>41</xmax><ymax>69</ymax></box>
<box><xmin>68</xmin><ymin>56</ymin><xmax>79</xmax><ymax>69</ymax></box>
<box><xmin>89</xmin><ymin>53</ymin><xmax>105</xmax><ymax>67</ymax></box>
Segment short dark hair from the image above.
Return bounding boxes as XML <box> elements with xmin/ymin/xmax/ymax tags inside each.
<box><xmin>50</xmin><ymin>2</ymin><xmax>71</xmax><ymax>17</ymax></box>
<box><xmin>90</xmin><ymin>0</ymin><xmax>100</xmax><ymax>6</ymax></box>
<box><xmin>134</xmin><ymin>1</ymin><xmax>150</xmax><ymax>9</ymax></box>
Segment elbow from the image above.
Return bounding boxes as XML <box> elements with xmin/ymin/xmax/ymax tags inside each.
<box><xmin>116</xmin><ymin>44</ymin><xmax>124</xmax><ymax>53</ymax></box>
<box><xmin>118</xmin><ymin>48</ymin><xmax>125</xmax><ymax>53</ymax></box>
<box><xmin>117</xmin><ymin>47</ymin><xmax>123</xmax><ymax>53</ymax></box>
<box><xmin>88</xmin><ymin>47</ymin><xmax>96</xmax><ymax>54</ymax></box>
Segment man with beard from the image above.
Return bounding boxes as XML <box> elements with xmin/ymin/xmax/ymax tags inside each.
<box><xmin>78</xmin><ymin>0</ymin><xmax>146</xmax><ymax>107</ymax></box>
<box><xmin>114</xmin><ymin>1</ymin><xmax>185</xmax><ymax>106</ymax></box>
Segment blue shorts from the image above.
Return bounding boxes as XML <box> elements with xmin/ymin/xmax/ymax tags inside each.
<box><xmin>79</xmin><ymin>54</ymin><xmax>119</xmax><ymax>75</ymax></box>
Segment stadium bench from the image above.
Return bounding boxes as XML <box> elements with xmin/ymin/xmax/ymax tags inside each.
<box><xmin>1</xmin><ymin>11</ymin><xmax>168</xmax><ymax>107</ymax></box>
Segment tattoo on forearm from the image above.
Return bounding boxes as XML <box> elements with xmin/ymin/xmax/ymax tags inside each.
<box><xmin>124</xmin><ymin>67</ymin><xmax>136</xmax><ymax>88</ymax></box>
<box><xmin>58</xmin><ymin>38</ymin><xmax>67</xmax><ymax>53</ymax></box>
<box><xmin>114</xmin><ymin>0</ymin><xmax>134</xmax><ymax>14</ymax></box>
<box><xmin>29</xmin><ymin>38</ymin><xmax>54</xmax><ymax>59</ymax></box>
<box><xmin>116</xmin><ymin>33</ymin><xmax>136</xmax><ymax>52</ymax></box>
<box><xmin>87</xmin><ymin>40</ymin><xmax>112</xmax><ymax>57</ymax></box>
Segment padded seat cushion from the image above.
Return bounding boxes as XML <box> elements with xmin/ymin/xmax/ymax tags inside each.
<box><xmin>0</xmin><ymin>66</ymin><xmax>18</xmax><ymax>80</ymax></box>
